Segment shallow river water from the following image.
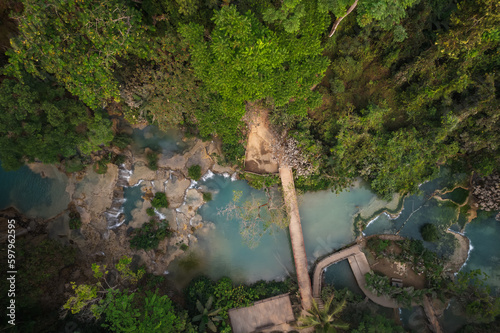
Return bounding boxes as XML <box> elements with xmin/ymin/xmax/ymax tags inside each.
<box><xmin>2</xmin><ymin>127</ymin><xmax>499</xmax><ymax>332</ymax></box>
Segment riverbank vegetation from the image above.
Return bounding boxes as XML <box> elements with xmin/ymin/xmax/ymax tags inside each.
<box><xmin>1</xmin><ymin>0</ymin><xmax>499</xmax><ymax>331</ymax></box>
<box><xmin>0</xmin><ymin>0</ymin><xmax>497</xmax><ymax>197</ymax></box>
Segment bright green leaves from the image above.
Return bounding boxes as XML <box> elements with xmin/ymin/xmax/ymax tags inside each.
<box><xmin>101</xmin><ymin>291</ymin><xmax>187</xmax><ymax>332</ymax></box>
<box><xmin>263</xmin><ymin>0</ymin><xmax>306</xmax><ymax>33</ymax></box>
<box><xmin>180</xmin><ymin>4</ymin><xmax>329</xmax><ymax>116</ymax></box>
<box><xmin>357</xmin><ymin>0</ymin><xmax>420</xmax><ymax>30</ymax></box>
<box><xmin>317</xmin><ymin>0</ymin><xmax>353</xmax><ymax>17</ymax></box>
<box><xmin>64</xmin><ymin>282</ymin><xmax>99</xmax><ymax>315</ymax></box>
<box><xmin>5</xmin><ymin>0</ymin><xmax>154</xmax><ymax>109</ymax></box>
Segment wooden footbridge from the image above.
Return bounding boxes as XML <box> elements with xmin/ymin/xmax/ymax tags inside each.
<box><xmin>312</xmin><ymin>244</ymin><xmax>400</xmax><ymax>308</ymax></box>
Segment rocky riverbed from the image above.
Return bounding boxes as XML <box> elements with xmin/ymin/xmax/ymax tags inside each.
<box><xmin>471</xmin><ymin>172</ymin><xmax>500</xmax><ymax>221</ymax></box>
<box><xmin>25</xmin><ymin>137</ymin><xmax>236</xmax><ymax>275</ymax></box>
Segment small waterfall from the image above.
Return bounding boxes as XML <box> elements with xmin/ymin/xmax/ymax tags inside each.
<box><xmin>106</xmin><ymin>162</ymin><xmax>132</xmax><ymax>229</ymax></box>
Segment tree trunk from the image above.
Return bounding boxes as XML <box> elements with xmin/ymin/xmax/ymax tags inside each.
<box><xmin>329</xmin><ymin>0</ymin><xmax>359</xmax><ymax>37</ymax></box>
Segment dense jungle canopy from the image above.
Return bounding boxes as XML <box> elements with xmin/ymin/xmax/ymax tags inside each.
<box><xmin>0</xmin><ymin>0</ymin><xmax>498</xmax><ymax>198</ymax></box>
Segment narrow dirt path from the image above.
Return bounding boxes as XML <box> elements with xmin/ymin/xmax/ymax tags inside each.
<box><xmin>279</xmin><ymin>165</ymin><xmax>313</xmax><ymax>311</ymax></box>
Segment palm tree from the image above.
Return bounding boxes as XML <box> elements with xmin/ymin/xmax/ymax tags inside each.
<box><xmin>192</xmin><ymin>295</ymin><xmax>222</xmax><ymax>332</ymax></box>
<box><xmin>296</xmin><ymin>296</ymin><xmax>349</xmax><ymax>333</ymax></box>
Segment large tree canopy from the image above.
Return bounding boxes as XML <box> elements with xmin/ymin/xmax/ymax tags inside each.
<box><xmin>4</xmin><ymin>0</ymin><xmax>154</xmax><ymax>109</ymax></box>
<box><xmin>180</xmin><ymin>4</ymin><xmax>330</xmax><ymax>117</ymax></box>
<box><xmin>0</xmin><ymin>77</ymin><xmax>113</xmax><ymax>170</ymax></box>
<box><xmin>318</xmin><ymin>0</ymin><xmax>499</xmax><ymax>197</ymax></box>
<box><xmin>264</xmin><ymin>0</ymin><xmax>420</xmax><ymax>40</ymax></box>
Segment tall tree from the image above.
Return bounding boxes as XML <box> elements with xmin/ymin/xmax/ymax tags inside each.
<box><xmin>180</xmin><ymin>4</ymin><xmax>329</xmax><ymax>114</ymax></box>
<box><xmin>0</xmin><ymin>76</ymin><xmax>113</xmax><ymax>170</ymax></box>
<box><xmin>264</xmin><ymin>0</ymin><xmax>420</xmax><ymax>41</ymax></box>
<box><xmin>5</xmin><ymin>0</ymin><xmax>155</xmax><ymax>109</ymax></box>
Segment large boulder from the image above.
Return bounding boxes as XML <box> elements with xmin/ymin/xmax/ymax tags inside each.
<box><xmin>129</xmin><ymin>162</ymin><xmax>157</xmax><ymax>186</ymax></box>
<box><xmin>165</xmin><ymin>173</ymin><xmax>191</xmax><ymax>208</ymax></box>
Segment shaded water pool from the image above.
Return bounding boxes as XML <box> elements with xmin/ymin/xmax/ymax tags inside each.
<box><xmin>167</xmin><ymin>176</ymin><xmax>381</xmax><ymax>287</ymax></box>
<box><xmin>323</xmin><ymin>260</ymin><xmax>364</xmax><ymax>295</ymax></box>
<box><xmin>131</xmin><ymin>126</ymin><xmax>187</xmax><ymax>155</ymax></box>
<box><xmin>123</xmin><ymin>183</ymin><xmax>144</xmax><ymax>224</ymax></box>
<box><xmin>461</xmin><ymin>212</ymin><xmax>500</xmax><ymax>291</ymax></box>
<box><xmin>0</xmin><ymin>163</ymin><xmax>69</xmax><ymax>218</ymax></box>
<box><xmin>442</xmin><ymin>187</ymin><xmax>469</xmax><ymax>205</ymax></box>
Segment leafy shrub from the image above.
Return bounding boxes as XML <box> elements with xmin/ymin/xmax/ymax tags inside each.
<box><xmin>93</xmin><ymin>160</ymin><xmax>108</xmax><ymax>174</ymax></box>
<box><xmin>93</xmin><ymin>154</ymin><xmax>111</xmax><ymax>174</ymax></box>
<box><xmin>101</xmin><ymin>290</ymin><xmax>187</xmax><ymax>332</ymax></box>
<box><xmin>243</xmin><ymin>173</ymin><xmax>280</xmax><ymax>190</ymax></box>
<box><xmin>112</xmin><ymin>133</ymin><xmax>132</xmax><ymax>149</ymax></box>
<box><xmin>112</xmin><ymin>154</ymin><xmax>126</xmax><ymax>165</ymax></box>
<box><xmin>202</xmin><ymin>192</ymin><xmax>212</xmax><ymax>202</ymax></box>
<box><xmin>69</xmin><ymin>218</ymin><xmax>82</xmax><ymax>230</ymax></box>
<box><xmin>69</xmin><ymin>211</ymin><xmax>82</xmax><ymax>229</ymax></box>
<box><xmin>65</xmin><ymin>157</ymin><xmax>85</xmax><ymax>173</ymax></box>
<box><xmin>129</xmin><ymin>220</ymin><xmax>173</xmax><ymax>251</ymax></box>
<box><xmin>188</xmin><ymin>165</ymin><xmax>202</xmax><ymax>180</ymax></box>
<box><xmin>366</xmin><ymin>238</ymin><xmax>390</xmax><ymax>255</ymax></box>
<box><xmin>180</xmin><ymin>243</ymin><xmax>189</xmax><ymax>251</ymax></box>
<box><xmin>329</xmin><ymin>78</ymin><xmax>345</xmax><ymax>94</ymax></box>
<box><xmin>147</xmin><ymin>152</ymin><xmax>158</xmax><ymax>171</ymax></box>
<box><xmin>151</xmin><ymin>192</ymin><xmax>169</xmax><ymax>209</ymax></box>
<box><xmin>421</xmin><ymin>223</ymin><xmax>439</xmax><ymax>242</ymax></box>
<box><xmin>146</xmin><ymin>207</ymin><xmax>155</xmax><ymax>216</ymax></box>
<box><xmin>248</xmin><ymin>279</ymin><xmax>292</xmax><ymax>300</ymax></box>
<box><xmin>185</xmin><ymin>276</ymin><xmax>259</xmax><ymax>331</ymax></box>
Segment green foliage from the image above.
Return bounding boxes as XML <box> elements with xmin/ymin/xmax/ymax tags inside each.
<box><xmin>450</xmin><ymin>270</ymin><xmax>500</xmax><ymax>324</ymax></box>
<box><xmin>65</xmin><ymin>283</ymin><xmax>99</xmax><ymax>316</ymax></box>
<box><xmin>188</xmin><ymin>165</ymin><xmax>202</xmax><ymax>180</ymax></box>
<box><xmin>147</xmin><ymin>152</ymin><xmax>159</xmax><ymax>171</ymax></box>
<box><xmin>64</xmin><ymin>156</ymin><xmax>86</xmax><ymax>173</ymax></box>
<box><xmin>112</xmin><ymin>133</ymin><xmax>132</xmax><ymax>150</ymax></box>
<box><xmin>179</xmin><ymin>2</ymin><xmax>330</xmax><ymax>156</ymax></box>
<box><xmin>366</xmin><ymin>238</ymin><xmax>390</xmax><ymax>255</ymax></box>
<box><xmin>355</xmin><ymin>0</ymin><xmax>420</xmax><ymax>33</ymax></box>
<box><xmin>93</xmin><ymin>159</ymin><xmax>108</xmax><ymax>175</ymax></box>
<box><xmin>5</xmin><ymin>0</ymin><xmax>156</xmax><ymax>109</ymax></box>
<box><xmin>129</xmin><ymin>219</ymin><xmax>173</xmax><ymax>250</ymax></box>
<box><xmin>120</xmin><ymin>33</ymin><xmax>209</xmax><ymax>131</ymax></box>
<box><xmin>192</xmin><ymin>296</ymin><xmax>222</xmax><ymax>332</ymax></box>
<box><xmin>297</xmin><ymin>295</ymin><xmax>349</xmax><ymax>332</ymax></box>
<box><xmin>180</xmin><ymin>5</ymin><xmax>329</xmax><ymax>116</ymax></box>
<box><xmin>180</xmin><ymin>243</ymin><xmax>189</xmax><ymax>251</ymax></box>
<box><xmin>329</xmin><ymin>78</ymin><xmax>345</xmax><ymax>94</ymax></box>
<box><xmin>100</xmin><ymin>290</ymin><xmax>187</xmax><ymax>332</ymax></box>
<box><xmin>202</xmin><ymin>192</ymin><xmax>213</xmax><ymax>202</ymax></box>
<box><xmin>151</xmin><ymin>192</ymin><xmax>169</xmax><ymax>209</ymax></box>
<box><xmin>112</xmin><ymin>154</ymin><xmax>127</xmax><ymax>166</ymax></box>
<box><xmin>62</xmin><ymin>257</ymin><xmax>187</xmax><ymax>331</ymax></box>
<box><xmin>243</xmin><ymin>173</ymin><xmax>281</xmax><ymax>190</ymax></box>
<box><xmin>305</xmin><ymin>0</ymin><xmax>499</xmax><ymax>195</ymax></box>
<box><xmin>352</xmin><ymin>314</ymin><xmax>405</xmax><ymax>333</ymax></box>
<box><xmin>0</xmin><ymin>77</ymin><xmax>113</xmax><ymax>170</ymax></box>
<box><xmin>146</xmin><ymin>207</ymin><xmax>155</xmax><ymax>217</ymax></box>
<box><xmin>365</xmin><ymin>272</ymin><xmax>428</xmax><ymax>308</ymax></box>
<box><xmin>185</xmin><ymin>276</ymin><xmax>258</xmax><ymax>331</ymax></box>
<box><xmin>421</xmin><ymin>223</ymin><xmax>440</xmax><ymax>242</ymax></box>
<box><xmin>69</xmin><ymin>211</ymin><xmax>82</xmax><ymax>230</ymax></box>
<box><xmin>63</xmin><ymin>256</ymin><xmax>146</xmax><ymax>320</ymax></box>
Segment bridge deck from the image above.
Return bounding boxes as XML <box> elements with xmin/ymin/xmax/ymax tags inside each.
<box><xmin>312</xmin><ymin>244</ymin><xmax>400</xmax><ymax>308</ymax></box>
